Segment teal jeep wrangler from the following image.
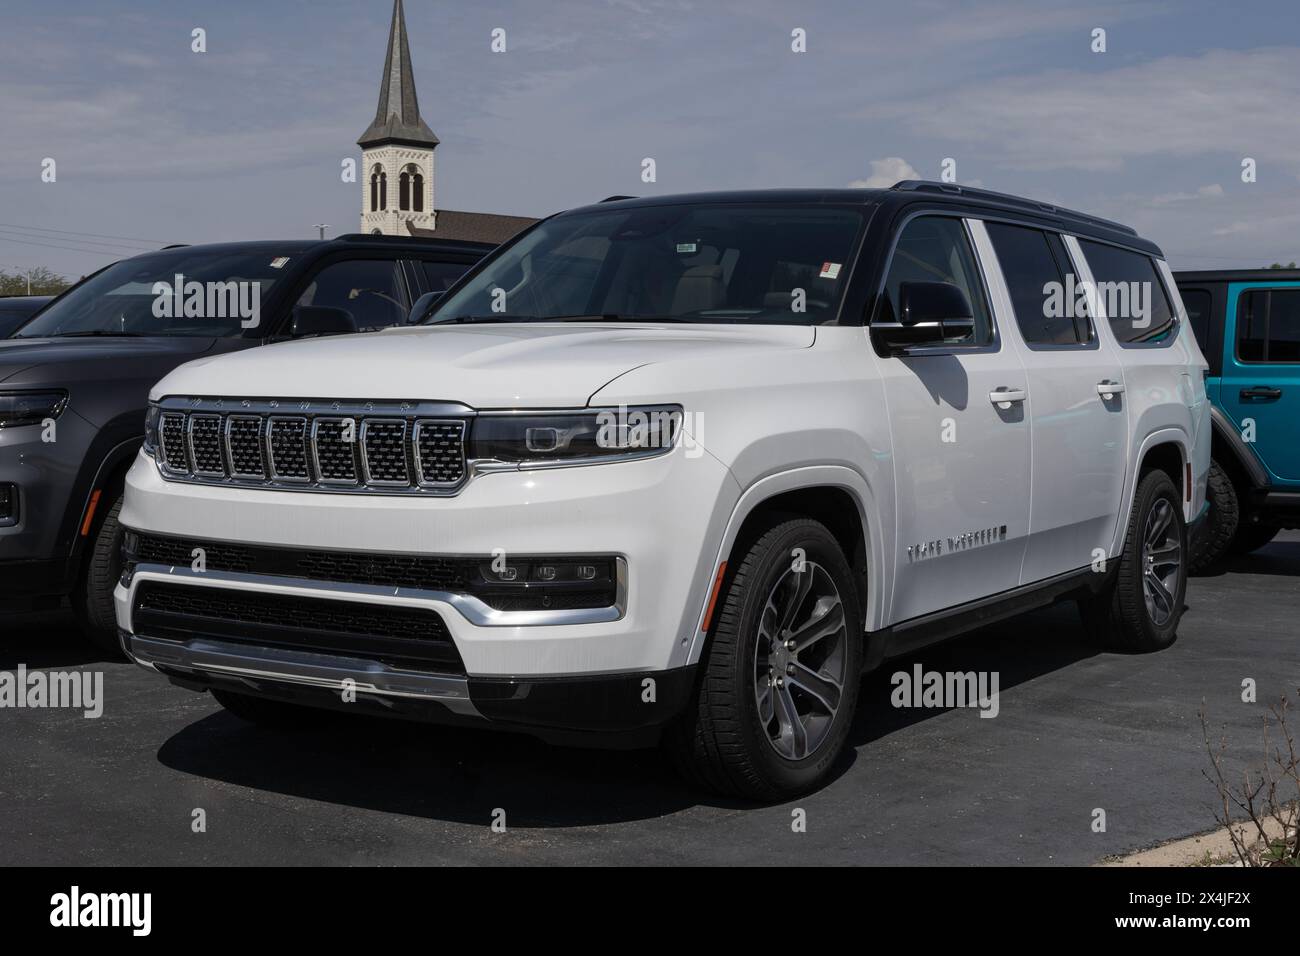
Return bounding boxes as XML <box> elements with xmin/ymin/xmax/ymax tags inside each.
<box><xmin>1175</xmin><ymin>269</ymin><xmax>1300</xmax><ymax>569</ymax></box>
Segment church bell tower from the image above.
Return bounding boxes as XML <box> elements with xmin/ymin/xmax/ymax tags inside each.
<box><xmin>358</xmin><ymin>0</ymin><xmax>439</xmax><ymax>235</ymax></box>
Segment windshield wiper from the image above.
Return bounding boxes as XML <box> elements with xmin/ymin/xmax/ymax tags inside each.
<box><xmin>45</xmin><ymin>330</ymin><xmax>148</xmax><ymax>338</ymax></box>
<box><xmin>427</xmin><ymin>314</ymin><xmax>539</xmax><ymax>325</ymax></box>
<box><xmin>554</xmin><ymin>314</ymin><xmax>692</xmax><ymax>323</ymax></box>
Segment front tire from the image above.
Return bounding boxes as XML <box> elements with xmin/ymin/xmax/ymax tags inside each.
<box><xmin>1080</xmin><ymin>469</ymin><xmax>1187</xmax><ymax>652</ymax></box>
<box><xmin>667</xmin><ymin>518</ymin><xmax>862</xmax><ymax>800</ymax></box>
<box><xmin>72</xmin><ymin>490</ymin><xmax>127</xmax><ymax>658</ymax></box>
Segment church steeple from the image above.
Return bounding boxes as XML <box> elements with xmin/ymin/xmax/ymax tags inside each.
<box><xmin>358</xmin><ymin>0</ymin><xmax>437</xmax><ymax>235</ymax></box>
<box><xmin>356</xmin><ymin>0</ymin><xmax>439</xmax><ymax>149</ymax></box>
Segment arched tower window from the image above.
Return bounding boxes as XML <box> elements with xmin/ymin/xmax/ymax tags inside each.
<box><xmin>412</xmin><ymin>172</ymin><xmax>425</xmax><ymax>212</ymax></box>
<box><xmin>379</xmin><ymin>171</ymin><xmax>387</xmax><ymax>210</ymax></box>
<box><xmin>399</xmin><ymin>171</ymin><xmax>411</xmax><ymax>211</ymax></box>
<box><xmin>369</xmin><ymin>166</ymin><xmax>381</xmax><ymax>212</ymax></box>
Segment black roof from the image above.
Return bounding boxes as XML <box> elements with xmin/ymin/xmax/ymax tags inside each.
<box><xmin>1173</xmin><ymin>269</ymin><xmax>1300</xmax><ymax>283</ymax></box>
<box><xmin>107</xmin><ymin>236</ymin><xmax>494</xmax><ymax>263</ymax></box>
<box><xmin>565</xmin><ymin>181</ymin><xmax>1161</xmax><ymax>256</ymax></box>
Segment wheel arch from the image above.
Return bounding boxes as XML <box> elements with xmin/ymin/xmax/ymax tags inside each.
<box><xmin>684</xmin><ymin>466</ymin><xmax>888</xmax><ymax>668</ymax></box>
<box><xmin>1111</xmin><ymin>428</ymin><xmax>1192</xmax><ymax>556</ymax></box>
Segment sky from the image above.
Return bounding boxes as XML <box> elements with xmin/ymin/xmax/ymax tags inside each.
<box><xmin>1</xmin><ymin>0</ymin><xmax>1299</xmax><ymax>279</ymax></box>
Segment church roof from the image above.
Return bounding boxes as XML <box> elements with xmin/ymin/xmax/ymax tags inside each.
<box><xmin>406</xmin><ymin>210</ymin><xmax>539</xmax><ymax>245</ymax></box>
<box><xmin>357</xmin><ymin>0</ymin><xmax>439</xmax><ymax>149</ymax></box>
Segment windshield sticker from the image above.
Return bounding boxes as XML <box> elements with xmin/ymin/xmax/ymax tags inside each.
<box><xmin>675</xmin><ymin>242</ymin><xmax>698</xmax><ymax>254</ymax></box>
<box><xmin>819</xmin><ymin>261</ymin><xmax>841</xmax><ymax>279</ymax></box>
<box><xmin>269</xmin><ymin>257</ymin><xmax>290</xmax><ymax>269</ymax></box>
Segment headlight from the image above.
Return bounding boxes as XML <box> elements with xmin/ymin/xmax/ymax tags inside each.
<box><xmin>143</xmin><ymin>403</ymin><xmax>161</xmax><ymax>457</ymax></box>
<box><xmin>0</xmin><ymin>390</ymin><xmax>68</xmax><ymax>428</ymax></box>
<box><xmin>469</xmin><ymin>405</ymin><xmax>683</xmax><ymax>465</ymax></box>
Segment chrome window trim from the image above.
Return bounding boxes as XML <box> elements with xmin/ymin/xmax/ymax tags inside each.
<box><xmin>122</xmin><ymin>558</ymin><xmax>628</xmax><ymax>628</ymax></box>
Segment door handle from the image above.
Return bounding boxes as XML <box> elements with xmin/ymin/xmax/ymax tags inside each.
<box><xmin>989</xmin><ymin>387</ymin><xmax>1026</xmax><ymax>407</ymax></box>
<box><xmin>1240</xmin><ymin>386</ymin><xmax>1282</xmax><ymax>400</ymax></box>
<box><xmin>1096</xmin><ymin>380</ymin><xmax>1125</xmax><ymax>398</ymax></box>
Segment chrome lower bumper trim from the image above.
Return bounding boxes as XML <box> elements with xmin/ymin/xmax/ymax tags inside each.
<box><xmin>125</xmin><ymin>632</ymin><xmax>481</xmax><ymax>716</ymax></box>
<box><xmin>122</xmin><ymin>558</ymin><xmax>627</xmax><ymax>627</ymax></box>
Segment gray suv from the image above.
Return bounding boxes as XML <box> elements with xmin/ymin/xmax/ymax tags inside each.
<box><xmin>1</xmin><ymin>235</ymin><xmax>489</xmax><ymax>652</ymax></box>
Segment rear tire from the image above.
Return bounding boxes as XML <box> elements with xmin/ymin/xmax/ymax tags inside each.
<box><xmin>71</xmin><ymin>491</ymin><xmax>127</xmax><ymax>659</ymax></box>
<box><xmin>666</xmin><ymin>518</ymin><xmax>862</xmax><ymax>801</ymax></box>
<box><xmin>1188</xmin><ymin>459</ymin><xmax>1238</xmax><ymax>573</ymax></box>
<box><xmin>1080</xmin><ymin>469</ymin><xmax>1186</xmax><ymax>652</ymax></box>
<box><xmin>212</xmin><ymin>689</ymin><xmax>320</xmax><ymax>729</ymax></box>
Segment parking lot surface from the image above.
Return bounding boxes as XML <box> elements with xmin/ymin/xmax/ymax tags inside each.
<box><xmin>3</xmin><ymin>534</ymin><xmax>1297</xmax><ymax>866</ymax></box>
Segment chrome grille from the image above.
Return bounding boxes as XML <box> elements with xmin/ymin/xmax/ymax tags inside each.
<box><xmin>227</xmin><ymin>416</ymin><xmax>266</xmax><ymax>478</ymax></box>
<box><xmin>361</xmin><ymin>419</ymin><xmax>409</xmax><ymax>485</ymax></box>
<box><xmin>414</xmin><ymin>421</ymin><xmax>467</xmax><ymax>485</ymax></box>
<box><xmin>267</xmin><ymin>417</ymin><xmax>309</xmax><ymax>481</ymax></box>
<box><xmin>160</xmin><ymin>414</ymin><xmax>188</xmax><ymax>473</ymax></box>
<box><xmin>311</xmin><ymin>418</ymin><xmax>358</xmax><ymax>484</ymax></box>
<box><xmin>188</xmin><ymin>415</ymin><xmax>225</xmax><ymax>475</ymax></box>
<box><xmin>152</xmin><ymin>400</ymin><xmax>469</xmax><ymax>495</ymax></box>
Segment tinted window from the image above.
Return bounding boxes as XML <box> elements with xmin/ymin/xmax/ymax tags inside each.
<box><xmin>14</xmin><ymin>249</ymin><xmax>297</xmax><ymax>338</ymax></box>
<box><xmin>1237</xmin><ymin>288</ymin><xmax>1300</xmax><ymax>364</ymax></box>
<box><xmin>878</xmin><ymin>216</ymin><xmax>992</xmax><ymax>346</ymax></box>
<box><xmin>296</xmin><ymin>259</ymin><xmax>407</xmax><ymax>331</ymax></box>
<box><xmin>421</xmin><ymin>260</ymin><xmax>472</xmax><ymax>294</ymax></box>
<box><xmin>1078</xmin><ymin>240</ymin><xmax>1176</xmax><ymax>344</ymax></box>
<box><xmin>986</xmin><ymin>223</ymin><xmax>1088</xmax><ymax>346</ymax></box>
<box><xmin>1180</xmin><ymin>288</ymin><xmax>1212</xmax><ymax>349</ymax></box>
<box><xmin>429</xmin><ymin>205</ymin><xmax>864</xmax><ymax>326</ymax></box>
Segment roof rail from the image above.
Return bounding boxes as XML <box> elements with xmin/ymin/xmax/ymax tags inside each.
<box><xmin>600</xmin><ymin>195</ymin><xmax>637</xmax><ymax>203</ymax></box>
<box><xmin>160</xmin><ymin>243</ymin><xmax>190</xmax><ymax>249</ymax></box>
<box><xmin>891</xmin><ymin>180</ymin><xmax>1137</xmax><ymax>237</ymax></box>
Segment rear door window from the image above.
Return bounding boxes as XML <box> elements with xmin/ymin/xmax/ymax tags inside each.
<box><xmin>1237</xmin><ymin>288</ymin><xmax>1300</xmax><ymax>363</ymax></box>
<box><xmin>1078</xmin><ymin>240</ymin><xmax>1177</xmax><ymax>345</ymax></box>
<box><xmin>986</xmin><ymin>222</ymin><xmax>1089</xmax><ymax>346</ymax></box>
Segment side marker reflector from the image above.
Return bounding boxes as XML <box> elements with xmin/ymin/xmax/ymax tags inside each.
<box><xmin>80</xmin><ymin>489</ymin><xmax>102</xmax><ymax>537</ymax></box>
<box><xmin>702</xmin><ymin>561</ymin><xmax>728</xmax><ymax>633</ymax></box>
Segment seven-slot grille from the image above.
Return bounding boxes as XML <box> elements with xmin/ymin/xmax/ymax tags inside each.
<box><xmin>157</xmin><ymin>406</ymin><xmax>467</xmax><ymax>493</ymax></box>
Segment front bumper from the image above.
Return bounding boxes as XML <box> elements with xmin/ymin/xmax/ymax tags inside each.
<box><xmin>116</xmin><ymin>443</ymin><xmax>738</xmax><ymax>737</ymax></box>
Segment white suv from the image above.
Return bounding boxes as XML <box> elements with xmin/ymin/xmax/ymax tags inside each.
<box><xmin>117</xmin><ymin>183</ymin><xmax>1210</xmax><ymax>799</ymax></box>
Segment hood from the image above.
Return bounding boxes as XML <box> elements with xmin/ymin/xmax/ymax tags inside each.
<box><xmin>0</xmin><ymin>336</ymin><xmax>216</xmax><ymax>386</ymax></box>
<box><xmin>151</xmin><ymin>323</ymin><xmax>816</xmax><ymax>407</ymax></box>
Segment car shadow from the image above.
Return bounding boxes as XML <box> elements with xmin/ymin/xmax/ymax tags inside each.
<box><xmin>1191</xmin><ymin>537</ymin><xmax>1300</xmax><ymax>578</ymax></box>
<box><xmin>154</xmin><ymin>600</ymin><xmax>1101</xmax><ymax>826</ymax></box>
<box><xmin>0</xmin><ymin>607</ymin><xmax>116</xmax><ymax>669</ymax></box>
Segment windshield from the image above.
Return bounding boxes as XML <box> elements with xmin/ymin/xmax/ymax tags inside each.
<box><xmin>14</xmin><ymin>249</ymin><xmax>298</xmax><ymax>338</ymax></box>
<box><xmin>427</xmin><ymin>204</ymin><xmax>865</xmax><ymax>326</ymax></box>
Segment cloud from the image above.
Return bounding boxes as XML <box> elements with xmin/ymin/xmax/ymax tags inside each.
<box><xmin>1150</xmin><ymin>184</ymin><xmax>1224</xmax><ymax>205</ymax></box>
<box><xmin>855</xmin><ymin>47</ymin><xmax>1300</xmax><ymax>174</ymax></box>
<box><xmin>850</xmin><ymin>157</ymin><xmax>921</xmax><ymax>188</ymax></box>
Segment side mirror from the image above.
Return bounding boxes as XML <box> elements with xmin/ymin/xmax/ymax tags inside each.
<box><xmin>408</xmin><ymin>291</ymin><xmax>443</xmax><ymax>325</ymax></box>
<box><xmin>290</xmin><ymin>306</ymin><xmax>358</xmax><ymax>338</ymax></box>
<box><xmin>871</xmin><ymin>281</ymin><xmax>976</xmax><ymax>352</ymax></box>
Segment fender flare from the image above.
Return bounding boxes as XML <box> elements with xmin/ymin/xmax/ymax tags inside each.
<box><xmin>1111</xmin><ymin>427</ymin><xmax>1190</xmax><ymax>556</ymax></box>
<box><xmin>1208</xmin><ymin>404</ymin><xmax>1268</xmax><ymax>489</ymax></box>
<box><xmin>683</xmin><ymin>465</ymin><xmax>888</xmax><ymax>668</ymax></box>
